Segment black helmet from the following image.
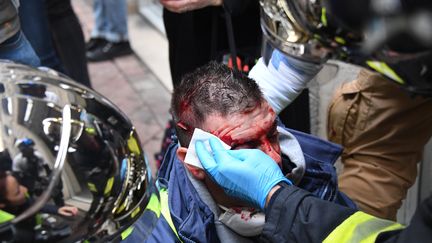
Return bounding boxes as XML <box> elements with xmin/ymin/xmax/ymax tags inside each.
<box><xmin>0</xmin><ymin>61</ymin><xmax>159</xmax><ymax>242</ymax></box>
<box><xmin>260</xmin><ymin>0</ymin><xmax>432</xmax><ymax>96</ymax></box>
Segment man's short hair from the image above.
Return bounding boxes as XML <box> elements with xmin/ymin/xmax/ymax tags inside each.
<box><xmin>170</xmin><ymin>61</ymin><xmax>264</xmax><ymax>147</ymax></box>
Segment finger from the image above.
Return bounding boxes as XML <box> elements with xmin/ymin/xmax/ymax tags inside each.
<box><xmin>195</xmin><ymin>140</ymin><xmax>217</xmax><ymax>170</ymax></box>
<box><xmin>208</xmin><ymin>137</ymin><xmax>226</xmax><ymax>152</ymax></box>
<box><xmin>160</xmin><ymin>0</ymin><xmax>188</xmax><ymax>12</ymax></box>
<box><xmin>208</xmin><ymin>137</ymin><xmax>235</xmax><ymax>163</ymax></box>
<box><xmin>227</xmin><ymin>148</ymin><xmax>267</xmax><ymax>161</ymax></box>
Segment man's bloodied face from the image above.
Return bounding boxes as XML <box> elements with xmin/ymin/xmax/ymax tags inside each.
<box><xmin>202</xmin><ymin>101</ymin><xmax>282</xmax><ymax>165</ymax></box>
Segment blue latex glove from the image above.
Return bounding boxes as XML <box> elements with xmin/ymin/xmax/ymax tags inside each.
<box><xmin>195</xmin><ymin>137</ymin><xmax>291</xmax><ymax>209</ymax></box>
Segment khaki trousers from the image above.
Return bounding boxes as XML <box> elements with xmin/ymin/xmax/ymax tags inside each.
<box><xmin>328</xmin><ymin>69</ymin><xmax>432</xmax><ymax>220</ymax></box>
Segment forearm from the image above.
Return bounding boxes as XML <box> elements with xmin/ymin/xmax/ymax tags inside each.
<box><xmin>261</xmin><ymin>184</ymin><xmax>356</xmax><ymax>242</ymax></box>
<box><xmin>249</xmin><ymin>52</ymin><xmax>322</xmax><ymax>114</ymax></box>
<box><xmin>40</xmin><ymin>204</ymin><xmax>59</xmax><ymax>215</ymax></box>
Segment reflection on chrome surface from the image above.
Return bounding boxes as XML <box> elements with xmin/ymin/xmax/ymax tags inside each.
<box><xmin>0</xmin><ymin>62</ymin><xmax>158</xmax><ymax>242</ymax></box>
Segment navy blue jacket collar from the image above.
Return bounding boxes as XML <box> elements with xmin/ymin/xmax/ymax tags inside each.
<box><xmin>158</xmin><ymin>143</ymin><xmax>220</xmax><ymax>243</ymax></box>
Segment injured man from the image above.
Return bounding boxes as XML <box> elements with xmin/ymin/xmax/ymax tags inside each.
<box><xmin>123</xmin><ymin>62</ymin><xmax>356</xmax><ymax>243</ymax></box>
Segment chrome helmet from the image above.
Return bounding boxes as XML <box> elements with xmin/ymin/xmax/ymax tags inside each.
<box><xmin>0</xmin><ymin>61</ymin><xmax>159</xmax><ymax>242</ymax></box>
<box><xmin>259</xmin><ymin>0</ymin><xmax>363</xmax><ymax>64</ymax></box>
<box><xmin>260</xmin><ymin>0</ymin><xmax>432</xmax><ymax>96</ymax></box>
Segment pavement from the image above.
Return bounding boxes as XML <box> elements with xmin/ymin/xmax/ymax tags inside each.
<box><xmin>72</xmin><ymin>0</ymin><xmax>172</xmax><ymax>174</ymax></box>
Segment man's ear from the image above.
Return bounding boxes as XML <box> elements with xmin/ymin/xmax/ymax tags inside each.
<box><xmin>176</xmin><ymin>147</ymin><xmax>206</xmax><ymax>180</ymax></box>
<box><xmin>176</xmin><ymin>146</ymin><xmax>187</xmax><ymax>162</ymax></box>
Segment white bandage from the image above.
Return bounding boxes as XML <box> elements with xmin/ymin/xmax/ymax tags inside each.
<box><xmin>184</xmin><ymin>128</ymin><xmax>231</xmax><ymax>169</ymax></box>
<box><xmin>249</xmin><ymin>51</ymin><xmax>322</xmax><ymax>114</ymax></box>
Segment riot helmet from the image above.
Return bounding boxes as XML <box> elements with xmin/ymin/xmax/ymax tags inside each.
<box><xmin>259</xmin><ymin>0</ymin><xmax>363</xmax><ymax>64</ymax></box>
<box><xmin>260</xmin><ymin>0</ymin><xmax>432</xmax><ymax>96</ymax></box>
<box><xmin>0</xmin><ymin>61</ymin><xmax>159</xmax><ymax>242</ymax></box>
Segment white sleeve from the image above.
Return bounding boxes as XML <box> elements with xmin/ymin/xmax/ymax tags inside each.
<box><xmin>12</xmin><ymin>154</ymin><xmax>24</xmax><ymax>172</ymax></box>
<box><xmin>249</xmin><ymin>50</ymin><xmax>322</xmax><ymax>114</ymax></box>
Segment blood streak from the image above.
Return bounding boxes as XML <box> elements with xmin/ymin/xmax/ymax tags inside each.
<box><xmin>180</xmin><ymin>100</ymin><xmax>189</xmax><ymax>111</ymax></box>
<box><xmin>220</xmin><ymin>134</ymin><xmax>233</xmax><ymax>146</ymax></box>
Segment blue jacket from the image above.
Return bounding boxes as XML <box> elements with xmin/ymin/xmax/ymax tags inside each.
<box><xmin>124</xmin><ymin>127</ymin><xmax>355</xmax><ymax>242</ymax></box>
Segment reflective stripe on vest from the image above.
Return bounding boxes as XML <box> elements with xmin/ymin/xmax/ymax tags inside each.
<box><xmin>366</xmin><ymin>61</ymin><xmax>405</xmax><ymax>84</ymax></box>
<box><xmin>127</xmin><ymin>136</ymin><xmax>141</xmax><ymax>156</ymax></box>
<box><xmin>321</xmin><ymin>8</ymin><xmax>328</xmax><ymax>27</ymax></box>
<box><xmin>104</xmin><ymin>177</ymin><xmax>115</xmax><ymax>196</ymax></box>
<box><xmin>146</xmin><ymin>192</ymin><xmax>161</xmax><ymax>217</ymax></box>
<box><xmin>121</xmin><ymin>226</ymin><xmax>134</xmax><ymax>240</ymax></box>
<box><xmin>160</xmin><ymin>188</ymin><xmax>182</xmax><ymax>242</ymax></box>
<box><xmin>120</xmin><ymin>192</ymin><xmax>161</xmax><ymax>240</ymax></box>
<box><xmin>323</xmin><ymin>211</ymin><xmax>405</xmax><ymax>243</ymax></box>
<box><xmin>0</xmin><ymin>210</ymin><xmax>15</xmax><ymax>224</ymax></box>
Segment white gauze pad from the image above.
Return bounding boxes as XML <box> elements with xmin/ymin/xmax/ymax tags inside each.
<box><xmin>184</xmin><ymin>128</ymin><xmax>231</xmax><ymax>169</ymax></box>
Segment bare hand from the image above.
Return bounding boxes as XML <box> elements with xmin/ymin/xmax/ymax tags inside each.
<box><xmin>160</xmin><ymin>0</ymin><xmax>223</xmax><ymax>13</ymax></box>
<box><xmin>58</xmin><ymin>206</ymin><xmax>79</xmax><ymax>217</ymax></box>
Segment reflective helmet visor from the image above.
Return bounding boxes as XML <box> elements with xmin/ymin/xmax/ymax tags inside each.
<box><xmin>0</xmin><ymin>62</ymin><xmax>159</xmax><ymax>242</ymax></box>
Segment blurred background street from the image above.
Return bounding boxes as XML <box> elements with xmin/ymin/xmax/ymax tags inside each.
<box><xmin>72</xmin><ymin>0</ymin><xmax>171</xmax><ymax>174</ymax></box>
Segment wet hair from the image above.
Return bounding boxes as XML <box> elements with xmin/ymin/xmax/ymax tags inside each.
<box><xmin>171</xmin><ymin>61</ymin><xmax>264</xmax><ymax>147</ymax></box>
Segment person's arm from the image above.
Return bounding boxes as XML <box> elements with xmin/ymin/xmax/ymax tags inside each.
<box><xmin>40</xmin><ymin>203</ymin><xmax>78</xmax><ymax>217</ymax></box>
<box><xmin>249</xmin><ymin>50</ymin><xmax>323</xmax><ymax>114</ymax></box>
<box><xmin>159</xmin><ymin>0</ymin><xmax>223</xmax><ymax>13</ymax></box>
<box><xmin>263</xmin><ymin>185</ymin><xmax>432</xmax><ymax>243</ymax></box>
<box><xmin>40</xmin><ymin>204</ymin><xmax>59</xmax><ymax>215</ymax></box>
<box><xmin>261</xmin><ymin>183</ymin><xmax>356</xmax><ymax>242</ymax></box>
<box><xmin>196</xmin><ymin>138</ymin><xmax>411</xmax><ymax>242</ymax></box>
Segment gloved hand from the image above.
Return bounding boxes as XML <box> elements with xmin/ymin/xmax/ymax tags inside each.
<box><xmin>160</xmin><ymin>0</ymin><xmax>223</xmax><ymax>13</ymax></box>
<box><xmin>196</xmin><ymin>137</ymin><xmax>291</xmax><ymax>209</ymax></box>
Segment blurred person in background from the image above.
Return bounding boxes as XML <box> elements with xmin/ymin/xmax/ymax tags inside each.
<box><xmin>12</xmin><ymin>138</ymin><xmax>65</xmax><ymax>207</ymax></box>
<box><xmin>0</xmin><ymin>0</ymin><xmax>39</xmax><ymax>67</ymax></box>
<box><xmin>18</xmin><ymin>0</ymin><xmax>92</xmax><ymax>87</ymax></box>
<box><xmin>0</xmin><ymin>171</ymin><xmax>78</xmax><ymax>242</ymax></box>
<box><xmin>85</xmin><ymin>0</ymin><xmax>133</xmax><ymax>62</ymax></box>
